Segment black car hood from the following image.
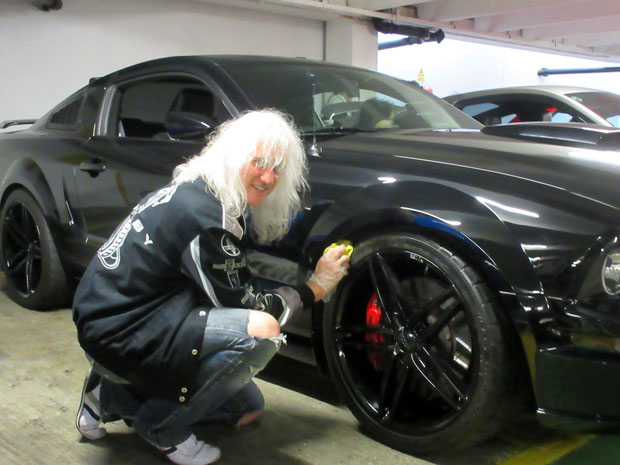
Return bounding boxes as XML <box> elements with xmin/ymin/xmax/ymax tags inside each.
<box><xmin>316</xmin><ymin>128</ymin><xmax>620</xmax><ymax>211</ymax></box>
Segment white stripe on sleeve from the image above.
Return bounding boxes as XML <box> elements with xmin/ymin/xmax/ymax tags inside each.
<box><xmin>190</xmin><ymin>235</ymin><xmax>223</xmax><ymax>307</ymax></box>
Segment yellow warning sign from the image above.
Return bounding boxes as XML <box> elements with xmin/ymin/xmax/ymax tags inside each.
<box><xmin>417</xmin><ymin>67</ymin><xmax>425</xmax><ymax>84</ymax></box>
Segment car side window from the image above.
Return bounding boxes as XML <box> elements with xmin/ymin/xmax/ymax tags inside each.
<box><xmin>459</xmin><ymin>102</ymin><xmax>501</xmax><ymax>125</ymax></box>
<box><xmin>46</xmin><ymin>94</ymin><xmax>85</xmax><ymax>130</ymax></box>
<box><xmin>500</xmin><ymin>113</ymin><xmax>518</xmax><ymax>124</ymax></box>
<box><xmin>457</xmin><ymin>95</ymin><xmax>583</xmax><ymax>125</ymax></box>
<box><xmin>318</xmin><ymin>89</ymin><xmax>406</xmax><ymax>129</ymax></box>
<box><xmin>607</xmin><ymin>115</ymin><xmax>620</xmax><ymax>127</ymax></box>
<box><xmin>109</xmin><ymin>76</ymin><xmax>230</xmax><ymax>139</ymax></box>
<box><xmin>455</xmin><ymin>98</ymin><xmax>509</xmax><ymax>125</ymax></box>
<box><xmin>317</xmin><ymin>87</ymin><xmax>449</xmax><ymax>130</ymax></box>
<box><xmin>549</xmin><ymin>111</ymin><xmax>573</xmax><ymax>123</ymax></box>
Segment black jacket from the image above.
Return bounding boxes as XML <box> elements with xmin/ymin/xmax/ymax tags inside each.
<box><xmin>73</xmin><ymin>178</ymin><xmax>313</xmax><ymax>404</ymax></box>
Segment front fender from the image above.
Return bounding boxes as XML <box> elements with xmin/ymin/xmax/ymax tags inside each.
<box><xmin>304</xmin><ymin>180</ymin><xmax>554</xmax><ymax>375</ymax></box>
<box><xmin>305</xmin><ymin>180</ymin><xmax>543</xmax><ymax>294</ymax></box>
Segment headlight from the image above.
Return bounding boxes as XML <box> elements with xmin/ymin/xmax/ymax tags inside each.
<box><xmin>602</xmin><ymin>251</ymin><xmax>620</xmax><ymax>295</ymax></box>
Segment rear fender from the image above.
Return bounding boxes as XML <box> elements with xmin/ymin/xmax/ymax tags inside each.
<box><xmin>0</xmin><ymin>157</ymin><xmax>66</xmax><ymax>235</ymax></box>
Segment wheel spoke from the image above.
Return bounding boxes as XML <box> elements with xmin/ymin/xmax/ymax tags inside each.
<box><xmin>7</xmin><ymin>247</ymin><xmax>27</xmax><ymax>267</ymax></box>
<box><xmin>419</xmin><ymin>293</ymin><xmax>461</xmax><ymax>343</ymax></box>
<box><xmin>412</xmin><ymin>287</ymin><xmax>457</xmax><ymax>326</ymax></box>
<box><xmin>414</xmin><ymin>345</ymin><xmax>467</xmax><ymax>410</ymax></box>
<box><xmin>6</xmin><ymin>251</ymin><xmax>28</xmax><ymax>274</ymax></box>
<box><xmin>30</xmin><ymin>242</ymin><xmax>42</xmax><ymax>260</ymax></box>
<box><xmin>20</xmin><ymin>204</ymin><xmax>31</xmax><ymax>239</ymax></box>
<box><xmin>378</xmin><ymin>351</ymin><xmax>397</xmax><ymax>415</ymax></box>
<box><xmin>5</xmin><ymin>219</ymin><xmax>27</xmax><ymax>247</ymax></box>
<box><xmin>368</xmin><ymin>253</ymin><xmax>409</xmax><ymax>329</ymax></box>
<box><xmin>377</xmin><ymin>352</ymin><xmax>411</xmax><ymax>422</ymax></box>
<box><xmin>25</xmin><ymin>253</ymin><xmax>34</xmax><ymax>294</ymax></box>
<box><xmin>425</xmin><ymin>347</ymin><xmax>467</xmax><ymax>399</ymax></box>
<box><xmin>382</xmin><ymin>361</ymin><xmax>410</xmax><ymax>422</ymax></box>
<box><xmin>409</xmin><ymin>357</ymin><xmax>459</xmax><ymax>410</ymax></box>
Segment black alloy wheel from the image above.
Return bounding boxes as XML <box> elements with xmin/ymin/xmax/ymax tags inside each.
<box><xmin>0</xmin><ymin>189</ymin><xmax>68</xmax><ymax>309</ymax></box>
<box><xmin>323</xmin><ymin>234</ymin><xmax>515</xmax><ymax>453</ymax></box>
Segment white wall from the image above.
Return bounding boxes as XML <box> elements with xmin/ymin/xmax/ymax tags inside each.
<box><xmin>378</xmin><ymin>34</ymin><xmax>620</xmax><ymax>98</ymax></box>
<box><xmin>0</xmin><ymin>0</ymin><xmax>324</xmax><ymax>123</ymax></box>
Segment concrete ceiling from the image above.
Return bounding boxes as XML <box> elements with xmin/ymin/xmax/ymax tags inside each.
<box><xmin>197</xmin><ymin>0</ymin><xmax>620</xmax><ymax>63</ymax></box>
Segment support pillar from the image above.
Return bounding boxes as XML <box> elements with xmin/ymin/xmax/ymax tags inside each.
<box><xmin>325</xmin><ymin>17</ymin><xmax>378</xmax><ymax>70</ymax></box>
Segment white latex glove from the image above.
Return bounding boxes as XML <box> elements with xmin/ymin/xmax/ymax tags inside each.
<box><xmin>308</xmin><ymin>244</ymin><xmax>350</xmax><ymax>301</ymax></box>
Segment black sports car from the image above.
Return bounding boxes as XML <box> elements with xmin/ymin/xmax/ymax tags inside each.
<box><xmin>2</xmin><ymin>56</ymin><xmax>620</xmax><ymax>454</ymax></box>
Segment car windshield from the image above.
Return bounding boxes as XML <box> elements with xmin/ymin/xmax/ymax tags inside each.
<box><xmin>220</xmin><ymin>62</ymin><xmax>481</xmax><ymax>133</ymax></box>
<box><xmin>567</xmin><ymin>91</ymin><xmax>620</xmax><ymax>127</ymax></box>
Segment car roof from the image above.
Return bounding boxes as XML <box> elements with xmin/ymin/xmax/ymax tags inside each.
<box><xmin>446</xmin><ymin>85</ymin><xmax>609</xmax><ymax>101</ymax></box>
<box><xmin>90</xmin><ymin>54</ymin><xmax>382</xmax><ymax>89</ymax></box>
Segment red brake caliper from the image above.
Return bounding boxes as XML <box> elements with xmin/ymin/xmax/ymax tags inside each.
<box><xmin>365</xmin><ymin>293</ymin><xmax>386</xmax><ymax>371</ymax></box>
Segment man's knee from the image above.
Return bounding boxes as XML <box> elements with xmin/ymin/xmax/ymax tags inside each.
<box><xmin>247</xmin><ymin>311</ymin><xmax>280</xmax><ymax>339</ymax></box>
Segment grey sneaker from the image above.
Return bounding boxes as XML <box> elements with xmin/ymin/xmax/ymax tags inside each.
<box><xmin>160</xmin><ymin>434</ymin><xmax>221</xmax><ymax>465</ymax></box>
<box><xmin>75</xmin><ymin>371</ymin><xmax>107</xmax><ymax>440</ymax></box>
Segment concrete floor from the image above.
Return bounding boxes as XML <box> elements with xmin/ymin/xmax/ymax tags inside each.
<box><xmin>0</xmin><ymin>274</ymin><xmax>433</xmax><ymax>465</ymax></box>
<box><xmin>2</xmin><ymin>271</ymin><xmax>619</xmax><ymax>465</ymax></box>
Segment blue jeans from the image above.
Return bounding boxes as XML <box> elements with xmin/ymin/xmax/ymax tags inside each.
<box><xmin>100</xmin><ymin>308</ymin><xmax>282</xmax><ymax>447</ymax></box>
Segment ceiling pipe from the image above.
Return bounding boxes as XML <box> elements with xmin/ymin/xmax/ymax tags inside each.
<box><xmin>538</xmin><ymin>66</ymin><xmax>620</xmax><ymax>76</ymax></box>
<box><xmin>373</xmin><ymin>18</ymin><xmax>444</xmax><ymax>49</ymax></box>
<box><xmin>380</xmin><ymin>36</ymin><xmax>431</xmax><ymax>50</ymax></box>
<box><xmin>31</xmin><ymin>0</ymin><xmax>63</xmax><ymax>11</ymax></box>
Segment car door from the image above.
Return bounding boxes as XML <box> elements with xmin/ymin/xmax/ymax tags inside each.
<box><xmin>72</xmin><ymin>74</ymin><xmax>231</xmax><ymax>256</ymax></box>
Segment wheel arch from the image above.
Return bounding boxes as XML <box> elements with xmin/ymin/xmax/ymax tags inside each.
<box><xmin>305</xmin><ymin>181</ymin><xmax>541</xmax><ymax>384</ymax></box>
<box><xmin>0</xmin><ymin>157</ymin><xmax>64</xmax><ymax>229</ymax></box>
<box><xmin>0</xmin><ymin>179</ymin><xmax>71</xmax><ymax>309</ymax></box>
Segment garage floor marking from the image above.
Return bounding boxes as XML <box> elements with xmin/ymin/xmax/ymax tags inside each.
<box><xmin>496</xmin><ymin>434</ymin><xmax>594</xmax><ymax>465</ymax></box>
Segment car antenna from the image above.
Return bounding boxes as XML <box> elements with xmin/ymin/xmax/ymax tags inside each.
<box><xmin>308</xmin><ymin>82</ymin><xmax>322</xmax><ymax>157</ymax></box>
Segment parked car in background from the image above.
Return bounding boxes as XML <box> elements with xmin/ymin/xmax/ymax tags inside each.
<box><xmin>479</xmin><ymin>122</ymin><xmax>620</xmax><ymax>150</ymax></box>
<box><xmin>445</xmin><ymin>85</ymin><xmax>620</xmax><ymax>127</ymax></box>
<box><xmin>3</xmin><ymin>56</ymin><xmax>620</xmax><ymax>455</ymax></box>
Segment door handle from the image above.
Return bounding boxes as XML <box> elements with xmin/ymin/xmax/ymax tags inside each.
<box><xmin>80</xmin><ymin>160</ymin><xmax>106</xmax><ymax>176</ymax></box>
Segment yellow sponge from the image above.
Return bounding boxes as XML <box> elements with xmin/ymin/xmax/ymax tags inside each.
<box><xmin>324</xmin><ymin>240</ymin><xmax>354</xmax><ymax>258</ymax></box>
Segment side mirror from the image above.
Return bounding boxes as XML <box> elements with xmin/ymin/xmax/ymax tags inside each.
<box><xmin>164</xmin><ymin>111</ymin><xmax>215</xmax><ymax>140</ymax></box>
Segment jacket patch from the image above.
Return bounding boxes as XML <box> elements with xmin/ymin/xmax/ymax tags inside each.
<box><xmin>97</xmin><ymin>184</ymin><xmax>177</xmax><ymax>269</ymax></box>
<box><xmin>213</xmin><ymin>257</ymin><xmax>246</xmax><ymax>289</ymax></box>
<box><xmin>212</xmin><ymin>257</ymin><xmax>246</xmax><ymax>272</ymax></box>
<box><xmin>220</xmin><ymin>234</ymin><xmax>241</xmax><ymax>257</ymax></box>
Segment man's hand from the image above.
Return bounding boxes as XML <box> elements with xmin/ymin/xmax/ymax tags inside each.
<box><xmin>307</xmin><ymin>245</ymin><xmax>351</xmax><ymax>301</ymax></box>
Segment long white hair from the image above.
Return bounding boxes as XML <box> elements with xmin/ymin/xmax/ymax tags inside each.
<box><xmin>172</xmin><ymin>109</ymin><xmax>308</xmax><ymax>243</ymax></box>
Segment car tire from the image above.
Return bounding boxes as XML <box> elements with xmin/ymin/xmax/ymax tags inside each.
<box><xmin>323</xmin><ymin>233</ymin><xmax>516</xmax><ymax>453</ymax></box>
<box><xmin>0</xmin><ymin>189</ymin><xmax>69</xmax><ymax>310</ymax></box>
